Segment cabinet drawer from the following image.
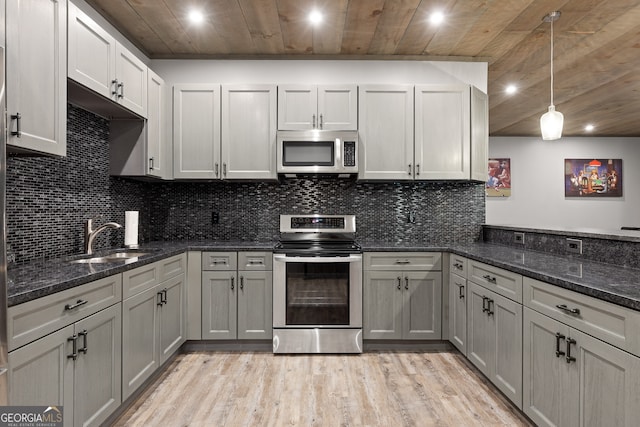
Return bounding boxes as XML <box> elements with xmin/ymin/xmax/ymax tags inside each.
<box><xmin>364</xmin><ymin>252</ymin><xmax>442</xmax><ymax>271</ymax></box>
<box><xmin>468</xmin><ymin>260</ymin><xmax>522</xmax><ymax>303</ymax></box>
<box><xmin>123</xmin><ymin>261</ymin><xmax>159</xmax><ymax>299</ymax></box>
<box><xmin>159</xmin><ymin>253</ymin><xmax>187</xmax><ymax>282</ymax></box>
<box><xmin>8</xmin><ymin>274</ymin><xmax>122</xmax><ymax>351</ymax></box>
<box><xmin>523</xmin><ymin>277</ymin><xmax>640</xmax><ymax>357</ymax></box>
<box><xmin>449</xmin><ymin>254</ymin><xmax>467</xmax><ymax>278</ymax></box>
<box><xmin>238</xmin><ymin>252</ymin><xmax>272</xmax><ymax>271</ymax></box>
<box><xmin>202</xmin><ymin>252</ymin><xmax>237</xmax><ymax>271</ymax></box>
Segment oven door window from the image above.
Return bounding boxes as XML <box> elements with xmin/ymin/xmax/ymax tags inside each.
<box><xmin>282</xmin><ymin>141</ymin><xmax>334</xmax><ymax>166</ymax></box>
<box><xmin>285</xmin><ymin>262</ymin><xmax>349</xmax><ymax>325</ymax></box>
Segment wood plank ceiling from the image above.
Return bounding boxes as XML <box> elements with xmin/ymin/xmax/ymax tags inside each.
<box><xmin>85</xmin><ymin>0</ymin><xmax>640</xmax><ymax>137</ymax></box>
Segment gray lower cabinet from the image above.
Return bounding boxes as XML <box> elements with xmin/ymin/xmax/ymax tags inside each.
<box><xmin>363</xmin><ymin>270</ymin><xmax>442</xmax><ymax>340</ymax></box>
<box><xmin>201</xmin><ymin>252</ymin><xmax>272</xmax><ymax>340</ymax></box>
<box><xmin>448</xmin><ymin>272</ymin><xmax>467</xmax><ymax>355</ymax></box>
<box><xmin>8</xmin><ymin>304</ymin><xmax>122</xmax><ymax>427</ymax></box>
<box><xmin>523</xmin><ymin>308</ymin><xmax>640</xmax><ymax>427</ymax></box>
<box><xmin>467</xmin><ymin>281</ymin><xmax>522</xmax><ymax>409</ymax></box>
<box><xmin>122</xmin><ymin>256</ymin><xmax>186</xmax><ymax>400</ymax></box>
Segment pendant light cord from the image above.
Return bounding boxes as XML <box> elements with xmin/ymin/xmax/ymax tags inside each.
<box><xmin>550</xmin><ymin>17</ymin><xmax>554</xmax><ymax>106</ymax></box>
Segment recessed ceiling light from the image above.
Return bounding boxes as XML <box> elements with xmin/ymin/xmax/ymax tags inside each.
<box><xmin>309</xmin><ymin>10</ymin><xmax>323</xmax><ymax>25</ymax></box>
<box><xmin>188</xmin><ymin>10</ymin><xmax>204</xmax><ymax>24</ymax></box>
<box><xmin>585</xmin><ymin>124</ymin><xmax>595</xmax><ymax>132</ymax></box>
<box><xmin>429</xmin><ymin>11</ymin><xmax>445</xmax><ymax>25</ymax></box>
<box><xmin>505</xmin><ymin>85</ymin><xmax>518</xmax><ymax>95</ymax></box>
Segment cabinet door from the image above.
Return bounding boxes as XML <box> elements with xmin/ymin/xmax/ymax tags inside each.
<box><xmin>277</xmin><ymin>85</ymin><xmax>317</xmax><ymax>130</ymax></box>
<box><xmin>470</xmin><ymin>86</ymin><xmax>488</xmax><ymax>182</ymax></box>
<box><xmin>173</xmin><ymin>84</ymin><xmax>221</xmax><ymax>179</ymax></box>
<box><xmin>74</xmin><ymin>304</ymin><xmax>122</xmax><ymax>427</ymax></box>
<box><xmin>115</xmin><ymin>42</ymin><xmax>147</xmax><ymax>117</ymax></box>
<box><xmin>363</xmin><ymin>271</ymin><xmax>404</xmax><ymax>339</ymax></box>
<box><xmin>6</xmin><ymin>0</ymin><xmax>66</xmax><ymax>156</ymax></box>
<box><xmin>121</xmin><ymin>286</ymin><xmax>160</xmax><ymax>400</ymax></box>
<box><xmin>492</xmin><ymin>292</ymin><xmax>523</xmax><ymax>409</ymax></box>
<box><xmin>317</xmin><ymin>85</ymin><xmax>358</xmax><ymax>130</ymax></box>
<box><xmin>222</xmin><ymin>85</ymin><xmax>277</xmax><ymax>180</ymax></box>
<box><xmin>573</xmin><ymin>329</ymin><xmax>640</xmax><ymax>427</ymax></box>
<box><xmin>403</xmin><ymin>272</ymin><xmax>442</xmax><ymax>339</ymax></box>
<box><xmin>159</xmin><ymin>275</ymin><xmax>186</xmax><ymax>363</ymax></box>
<box><xmin>358</xmin><ymin>85</ymin><xmax>414</xmax><ymax>180</ymax></box>
<box><xmin>202</xmin><ymin>271</ymin><xmax>237</xmax><ymax>339</ymax></box>
<box><xmin>415</xmin><ymin>85</ymin><xmax>470</xmax><ymax>180</ymax></box>
<box><xmin>8</xmin><ymin>325</ymin><xmax>74</xmax><ymax>427</ymax></box>
<box><xmin>67</xmin><ymin>3</ymin><xmax>115</xmax><ymax>99</ymax></box>
<box><xmin>466</xmin><ymin>282</ymin><xmax>493</xmax><ymax>377</ymax></box>
<box><xmin>147</xmin><ymin>69</ymin><xmax>165</xmax><ymax>178</ymax></box>
<box><xmin>449</xmin><ymin>273</ymin><xmax>467</xmax><ymax>354</ymax></box>
<box><xmin>237</xmin><ymin>271</ymin><xmax>273</xmax><ymax>340</ymax></box>
<box><xmin>523</xmin><ymin>307</ymin><xmax>575</xmax><ymax>427</ymax></box>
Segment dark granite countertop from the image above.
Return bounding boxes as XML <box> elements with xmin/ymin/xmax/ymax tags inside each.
<box><xmin>7</xmin><ymin>240</ymin><xmax>274</xmax><ymax>307</ymax></box>
<box><xmin>8</xmin><ymin>240</ymin><xmax>640</xmax><ymax>313</ymax></box>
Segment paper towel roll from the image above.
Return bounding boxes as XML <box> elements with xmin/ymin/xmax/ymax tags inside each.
<box><xmin>125</xmin><ymin>211</ymin><xmax>139</xmax><ymax>248</ymax></box>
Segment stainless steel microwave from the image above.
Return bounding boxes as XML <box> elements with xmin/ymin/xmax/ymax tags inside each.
<box><xmin>276</xmin><ymin>130</ymin><xmax>358</xmax><ymax>177</ymax></box>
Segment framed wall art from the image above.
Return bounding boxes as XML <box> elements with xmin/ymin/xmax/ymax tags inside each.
<box><xmin>564</xmin><ymin>158</ymin><xmax>622</xmax><ymax>197</ymax></box>
<box><xmin>487</xmin><ymin>158</ymin><xmax>511</xmax><ymax>197</ymax></box>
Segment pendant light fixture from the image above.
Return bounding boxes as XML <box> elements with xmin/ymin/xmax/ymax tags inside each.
<box><xmin>540</xmin><ymin>11</ymin><xmax>563</xmax><ymax>140</ymax></box>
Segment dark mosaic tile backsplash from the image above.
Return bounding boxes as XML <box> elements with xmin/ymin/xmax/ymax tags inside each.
<box><xmin>6</xmin><ymin>105</ymin><xmax>485</xmax><ymax>265</ymax></box>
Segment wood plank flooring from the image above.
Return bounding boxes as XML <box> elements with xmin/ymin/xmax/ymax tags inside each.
<box><xmin>111</xmin><ymin>351</ymin><xmax>533</xmax><ymax>427</ymax></box>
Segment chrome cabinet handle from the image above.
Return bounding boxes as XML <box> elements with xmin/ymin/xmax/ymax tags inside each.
<box><xmin>397</xmin><ymin>277</ymin><xmax>402</xmax><ymax>290</ymax></box>
<box><xmin>319</xmin><ymin>114</ymin><xmax>323</xmax><ymax>129</ymax></box>
<box><xmin>161</xmin><ymin>288</ymin><xmax>168</xmax><ymax>305</ymax></box>
<box><xmin>453</xmin><ymin>263</ymin><xmax>463</xmax><ymax>270</ymax></box>
<box><xmin>157</xmin><ymin>291</ymin><xmax>164</xmax><ymax>306</ymax></box>
<box><xmin>11</xmin><ymin>113</ymin><xmax>22</xmax><ymax>137</ymax></box>
<box><xmin>215</xmin><ymin>163</ymin><xmax>219</xmax><ymax>177</ymax></box>
<box><xmin>395</xmin><ymin>260</ymin><xmax>411</xmax><ymax>265</ymax></box>
<box><xmin>312</xmin><ymin>114</ymin><xmax>316</xmax><ymax>128</ymax></box>
<box><xmin>231</xmin><ymin>277</ymin><xmax>235</xmax><ymax>290</ymax></box>
<box><xmin>240</xmin><ymin>276</ymin><xmax>244</xmax><ymax>290</ymax></box>
<box><xmin>416</xmin><ymin>164</ymin><xmax>420</xmax><ymax>176</ymax></box>
<box><xmin>486</xmin><ymin>299</ymin><xmax>494</xmax><ymax>316</ymax></box>
<box><xmin>78</xmin><ymin>330</ymin><xmax>88</xmax><ymax>354</ymax></box>
<box><xmin>65</xmin><ymin>299</ymin><xmax>88</xmax><ymax>311</ymax></box>
<box><xmin>481</xmin><ymin>296</ymin><xmax>488</xmax><ymax>313</ymax></box>
<box><xmin>555</xmin><ymin>332</ymin><xmax>566</xmax><ymax>357</ymax></box>
<box><xmin>458</xmin><ymin>285</ymin><xmax>465</xmax><ymax>299</ymax></box>
<box><xmin>68</xmin><ymin>334</ymin><xmax>78</xmax><ymax>360</ymax></box>
<box><xmin>248</xmin><ymin>259</ymin><xmax>263</xmax><ymax>265</ymax></box>
<box><xmin>482</xmin><ymin>274</ymin><xmax>497</xmax><ymax>284</ymax></box>
<box><xmin>405</xmin><ymin>277</ymin><xmax>409</xmax><ymax>290</ymax></box>
<box><xmin>119</xmin><ymin>81</ymin><xmax>125</xmax><ymax>99</ymax></box>
<box><xmin>112</xmin><ymin>79</ymin><xmax>119</xmax><ymax>97</ymax></box>
<box><xmin>566</xmin><ymin>338</ymin><xmax>577</xmax><ymax>363</ymax></box>
<box><xmin>408</xmin><ymin>164</ymin><xmax>412</xmax><ymax>175</ymax></box>
<box><xmin>556</xmin><ymin>304</ymin><xmax>581</xmax><ymax>316</ymax></box>
<box><xmin>223</xmin><ymin>163</ymin><xmax>227</xmax><ymax>177</ymax></box>
<box><xmin>149</xmin><ymin>157</ymin><xmax>154</xmax><ymax>170</ymax></box>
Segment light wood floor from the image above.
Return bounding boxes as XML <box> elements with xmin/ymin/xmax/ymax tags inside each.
<box><xmin>112</xmin><ymin>351</ymin><xmax>533</xmax><ymax>427</ymax></box>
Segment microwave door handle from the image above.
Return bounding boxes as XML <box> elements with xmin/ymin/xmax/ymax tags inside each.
<box><xmin>273</xmin><ymin>254</ymin><xmax>362</xmax><ymax>263</ymax></box>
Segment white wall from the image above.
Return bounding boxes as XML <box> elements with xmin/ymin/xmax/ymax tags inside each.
<box><xmin>150</xmin><ymin>59</ymin><xmax>487</xmax><ymax>91</ymax></box>
<box><xmin>487</xmin><ymin>136</ymin><xmax>640</xmax><ymax>231</ymax></box>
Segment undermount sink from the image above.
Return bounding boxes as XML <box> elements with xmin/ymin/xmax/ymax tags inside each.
<box><xmin>69</xmin><ymin>252</ymin><xmax>149</xmax><ymax>264</ymax></box>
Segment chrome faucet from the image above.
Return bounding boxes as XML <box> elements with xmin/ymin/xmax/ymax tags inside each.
<box><xmin>84</xmin><ymin>219</ymin><xmax>122</xmax><ymax>255</ymax></box>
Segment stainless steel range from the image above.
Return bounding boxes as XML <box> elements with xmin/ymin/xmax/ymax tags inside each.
<box><xmin>272</xmin><ymin>214</ymin><xmax>363</xmax><ymax>354</ymax></box>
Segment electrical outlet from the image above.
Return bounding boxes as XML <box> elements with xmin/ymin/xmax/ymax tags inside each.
<box><xmin>212</xmin><ymin>212</ymin><xmax>220</xmax><ymax>224</ymax></box>
<box><xmin>514</xmin><ymin>232</ymin><xmax>525</xmax><ymax>244</ymax></box>
<box><xmin>566</xmin><ymin>238</ymin><xmax>582</xmax><ymax>255</ymax></box>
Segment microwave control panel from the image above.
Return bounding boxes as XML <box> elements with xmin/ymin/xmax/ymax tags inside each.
<box><xmin>343</xmin><ymin>141</ymin><xmax>356</xmax><ymax>167</ymax></box>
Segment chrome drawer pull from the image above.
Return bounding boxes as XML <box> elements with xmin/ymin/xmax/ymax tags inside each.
<box><xmin>395</xmin><ymin>260</ymin><xmax>411</xmax><ymax>264</ymax></box>
<box><xmin>11</xmin><ymin>113</ymin><xmax>22</xmax><ymax>137</ymax></box>
<box><xmin>65</xmin><ymin>299</ymin><xmax>88</xmax><ymax>311</ymax></box>
<box><xmin>556</xmin><ymin>304</ymin><xmax>581</xmax><ymax>316</ymax></box>
<box><xmin>453</xmin><ymin>263</ymin><xmax>463</xmax><ymax>270</ymax></box>
<box><xmin>482</xmin><ymin>274</ymin><xmax>497</xmax><ymax>284</ymax></box>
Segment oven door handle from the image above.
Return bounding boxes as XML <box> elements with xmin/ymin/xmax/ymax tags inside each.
<box><xmin>273</xmin><ymin>254</ymin><xmax>362</xmax><ymax>263</ymax></box>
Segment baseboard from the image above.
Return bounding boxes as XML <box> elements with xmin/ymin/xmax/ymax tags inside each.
<box><xmin>364</xmin><ymin>340</ymin><xmax>453</xmax><ymax>352</ymax></box>
<box><xmin>183</xmin><ymin>339</ymin><xmax>273</xmax><ymax>352</ymax></box>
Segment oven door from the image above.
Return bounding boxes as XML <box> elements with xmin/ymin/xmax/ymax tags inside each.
<box><xmin>273</xmin><ymin>254</ymin><xmax>362</xmax><ymax>328</ymax></box>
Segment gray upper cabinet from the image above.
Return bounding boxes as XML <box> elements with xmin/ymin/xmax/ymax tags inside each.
<box><xmin>68</xmin><ymin>3</ymin><xmax>147</xmax><ymax>118</ymax></box>
<box><xmin>173</xmin><ymin>84</ymin><xmax>221</xmax><ymax>179</ymax></box>
<box><xmin>278</xmin><ymin>84</ymin><xmax>357</xmax><ymax>130</ymax></box>
<box><xmin>6</xmin><ymin>0</ymin><xmax>67</xmax><ymax>157</ymax></box>
<box><xmin>358</xmin><ymin>85</ymin><xmax>414</xmax><ymax>180</ymax></box>
<box><xmin>222</xmin><ymin>85</ymin><xmax>277</xmax><ymax>180</ymax></box>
